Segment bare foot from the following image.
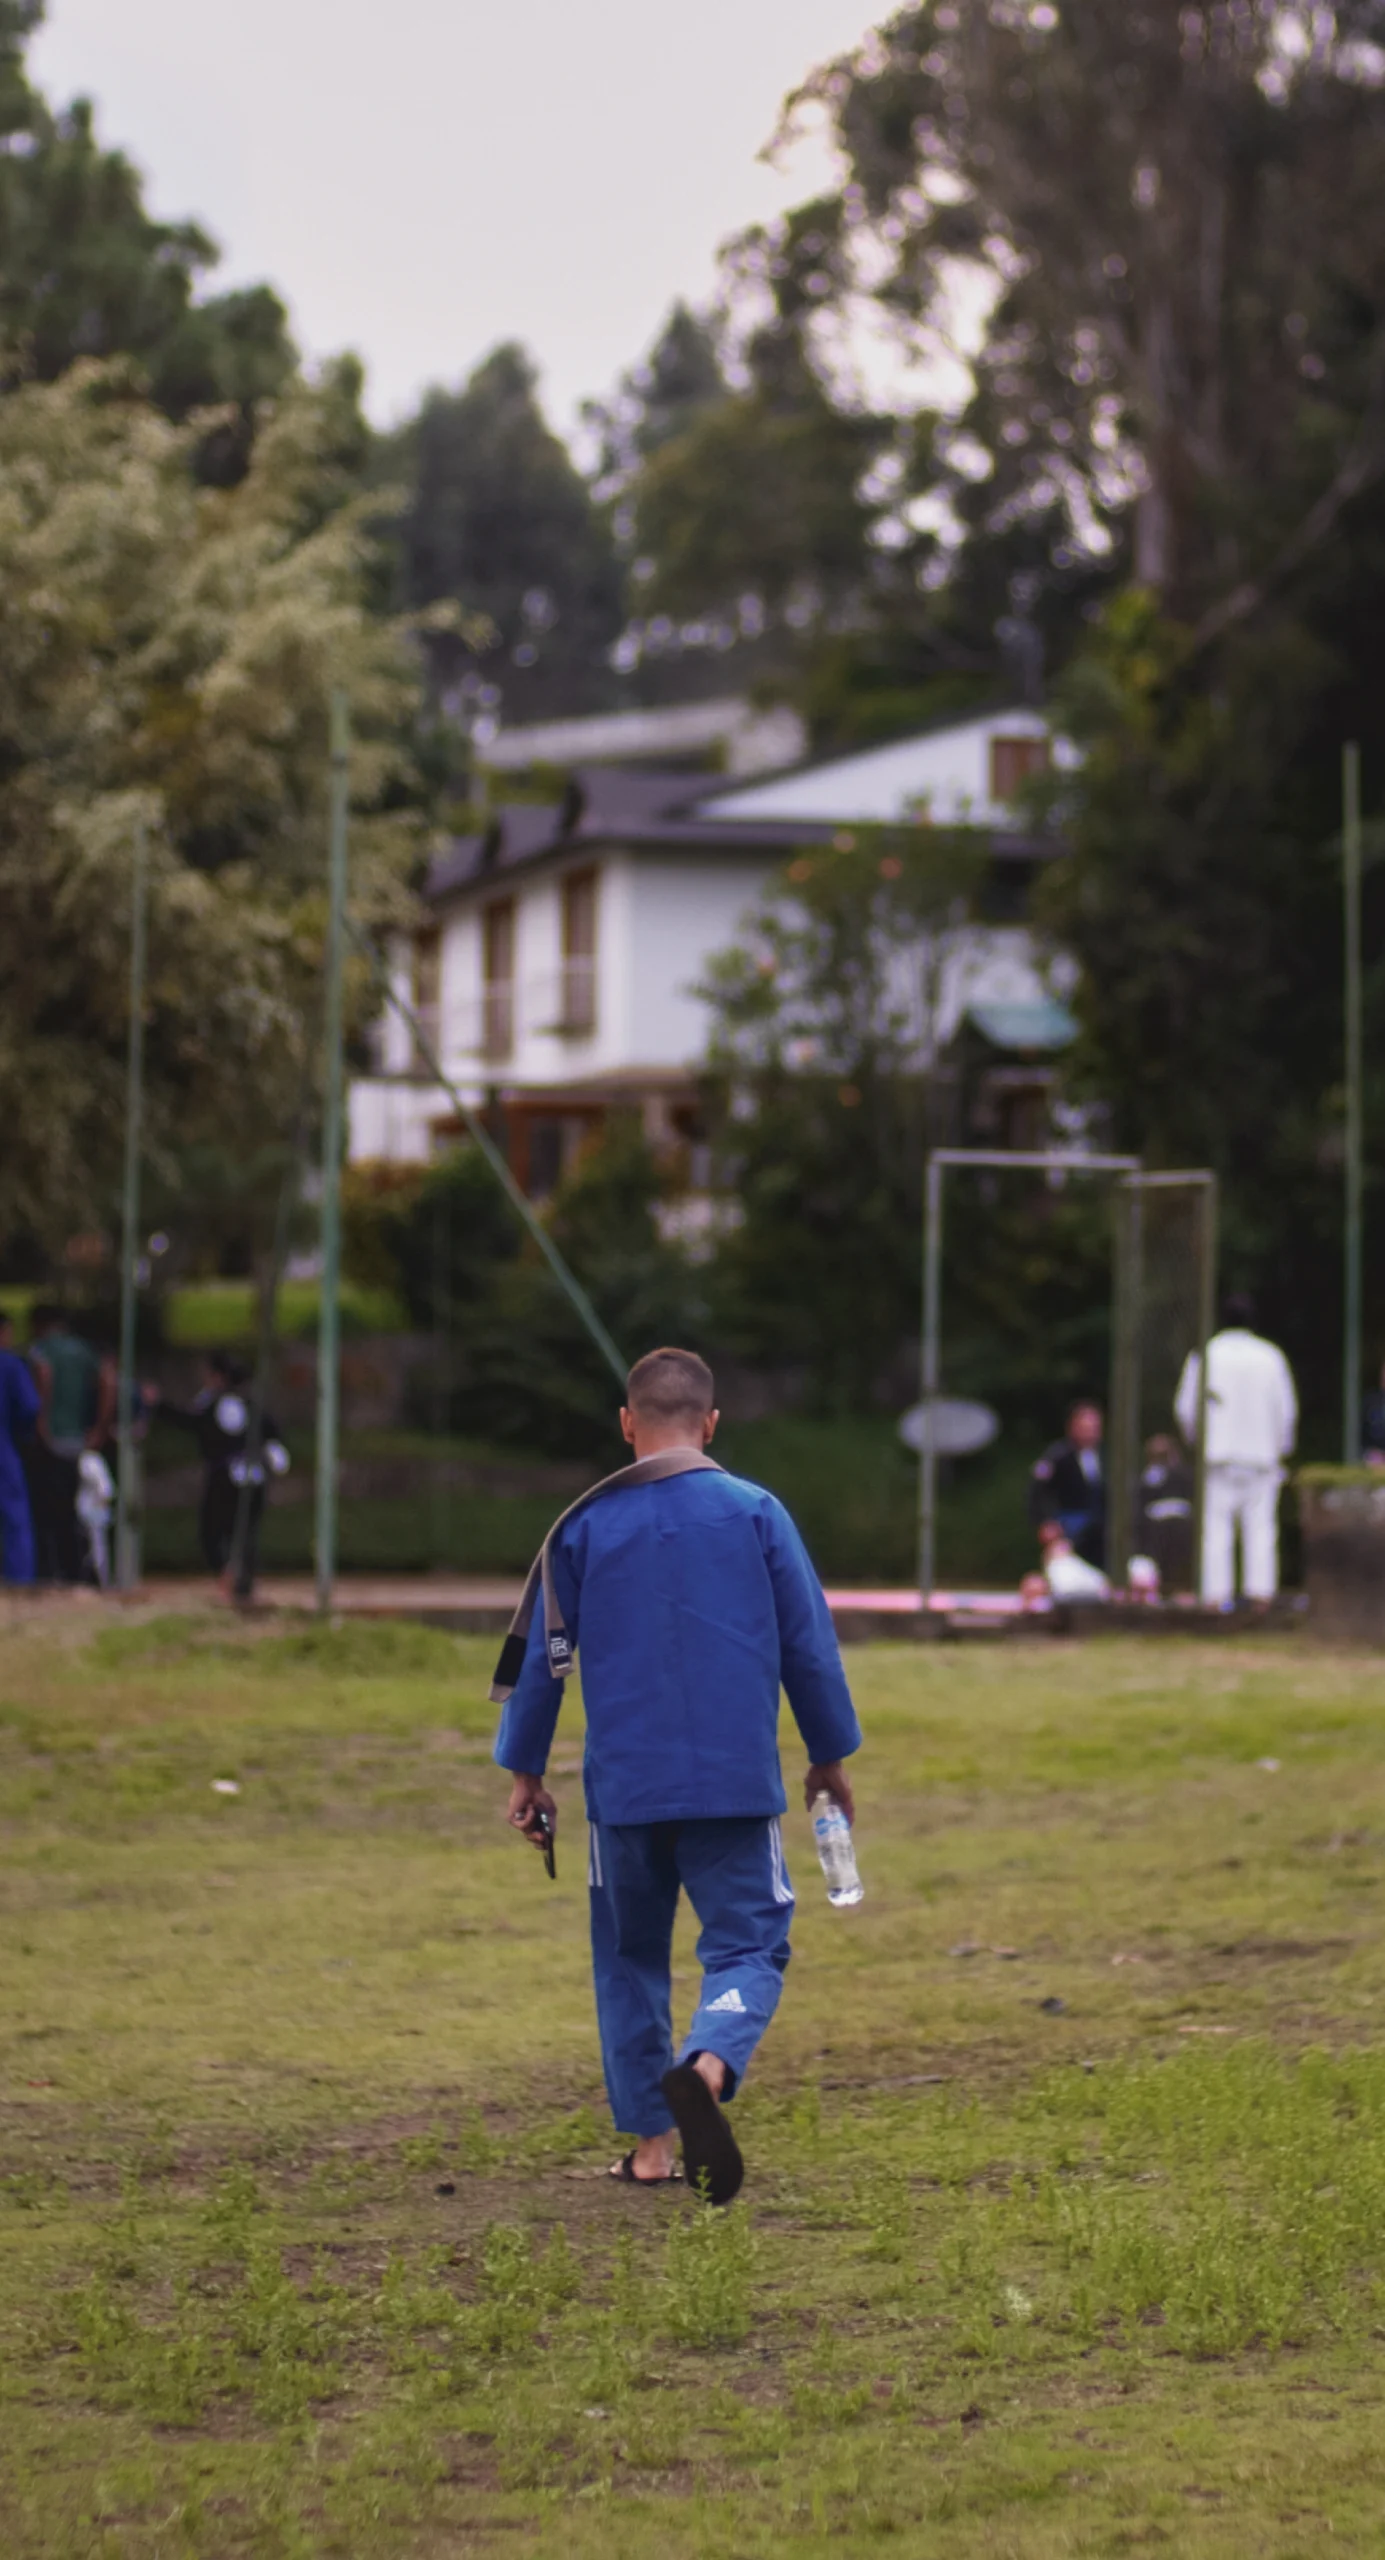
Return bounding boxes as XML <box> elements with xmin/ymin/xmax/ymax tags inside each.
<box><xmin>616</xmin><ymin>2132</ymin><xmax>679</xmax><ymax>2184</ymax></box>
<box><xmin>692</xmin><ymin>2052</ymin><xmax>727</xmax><ymax>2100</ymax></box>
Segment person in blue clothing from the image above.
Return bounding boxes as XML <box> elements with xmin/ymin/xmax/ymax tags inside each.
<box><xmin>0</xmin><ymin>1310</ymin><xmax>41</xmax><ymax>1586</ymax></box>
<box><xmin>493</xmin><ymin>1345</ymin><xmax>861</xmax><ymax>2205</ymax></box>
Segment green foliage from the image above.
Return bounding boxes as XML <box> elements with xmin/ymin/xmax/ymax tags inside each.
<box><xmin>631</xmin><ymin>357</ymin><xmax>880</xmax><ymax>640</ymax></box>
<box><xmin>0</xmin><ymin>11</ymin><xmax>295</xmax><ymax>468</ymax></box>
<box><xmin>662</xmin><ymin>2198</ymin><xmax>756</xmax><ymax>2346</ymax></box>
<box><xmin>1041</xmin><ymin>586</ymin><xmax>1385</xmax><ymax>1414</ymax></box>
<box><xmin>749</xmin><ymin>0</ymin><xmax>1385</xmax><ymax>1417</ymax></box>
<box><xmin>703</xmin><ymin>825</ymin><xmax>991</xmax><ymax>1409</ymax></box>
<box><xmin>380</xmin><ymin>343</ymin><xmax>624</xmax><ymax>726</ymax></box>
<box><xmin>348</xmin><ymin>1121</ymin><xmax>704</xmax><ymax>1459</ymax></box>
<box><xmin>0</xmin><ymin>359</ymin><xmax>419</xmax><ymax>1260</ymax></box>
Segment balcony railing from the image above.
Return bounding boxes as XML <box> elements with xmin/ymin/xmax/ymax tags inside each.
<box><xmin>527</xmin><ymin>960</ymin><xmax>598</xmax><ymax>1037</ymax></box>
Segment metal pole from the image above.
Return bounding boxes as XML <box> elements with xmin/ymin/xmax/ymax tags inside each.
<box><xmin>115</xmin><ymin>822</ymin><xmax>149</xmax><ymax>1593</ymax></box>
<box><xmin>1343</xmin><ymin>742</ymin><xmax>1364</xmax><ymax>1465</ymax></box>
<box><xmin>1193</xmin><ymin>1173</ymin><xmax>1219</xmax><ymax>1595</ymax></box>
<box><xmin>918</xmin><ymin>1152</ymin><xmax>944</xmax><ymax>1599</ymax></box>
<box><xmin>315</xmin><ymin>691</ymin><xmax>350</xmax><ymax>1614</ymax></box>
<box><xmin>1107</xmin><ymin>1180</ymin><xmax>1139</xmax><ymax>1591</ymax></box>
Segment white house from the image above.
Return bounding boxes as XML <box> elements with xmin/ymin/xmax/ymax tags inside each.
<box><xmin>348</xmin><ymin>706</ymin><xmax>1074</xmax><ymax>1192</ymax></box>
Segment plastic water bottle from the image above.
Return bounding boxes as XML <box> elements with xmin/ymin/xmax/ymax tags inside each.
<box><xmin>812</xmin><ymin>1792</ymin><xmax>864</xmax><ymax>1907</ymax></box>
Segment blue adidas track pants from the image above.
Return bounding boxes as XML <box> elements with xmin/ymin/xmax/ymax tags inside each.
<box><xmin>587</xmin><ymin>1814</ymin><xmax>795</xmax><ymax>2138</ymax></box>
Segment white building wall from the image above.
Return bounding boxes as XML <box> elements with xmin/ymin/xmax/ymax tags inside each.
<box><xmin>625</xmin><ymin>856</ymin><xmax>772</xmax><ymax>1069</ymax></box>
<box><xmin>348</xmin><ymin>1078</ymin><xmax>445</xmax><ymax>1164</ymax></box>
<box><xmin>420</xmin><ymin>851</ymin><xmax>763</xmax><ymax>1093</ymax></box>
<box><xmin>703</xmin><ymin>712</ymin><xmax>1076</xmax><ymax>830</ymax></box>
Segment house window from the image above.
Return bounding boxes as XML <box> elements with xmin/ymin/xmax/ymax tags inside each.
<box><xmin>482</xmin><ymin>899</ymin><xmax>515</xmax><ymax>1062</ymax></box>
<box><xmin>412</xmin><ymin>929</ymin><xmax>440</xmax><ymax>1073</ymax></box>
<box><xmin>560</xmin><ymin>867</ymin><xmax>598</xmax><ymax>1034</ymax></box>
<box><xmin>989</xmin><ymin>735</ymin><xmax>1050</xmax><ymax>804</ymax></box>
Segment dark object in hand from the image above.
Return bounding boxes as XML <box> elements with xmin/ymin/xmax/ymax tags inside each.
<box><xmin>532</xmin><ymin>1807</ymin><xmax>556</xmax><ymax>1880</ymax></box>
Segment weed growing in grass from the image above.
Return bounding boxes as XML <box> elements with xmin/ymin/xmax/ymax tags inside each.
<box><xmin>663</xmin><ymin>2199</ymin><xmax>756</xmax><ymax>2347</ymax></box>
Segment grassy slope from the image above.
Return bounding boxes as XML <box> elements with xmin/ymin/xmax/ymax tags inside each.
<box><xmin>2</xmin><ymin>1620</ymin><xmax>1383</xmax><ymax>2556</ymax></box>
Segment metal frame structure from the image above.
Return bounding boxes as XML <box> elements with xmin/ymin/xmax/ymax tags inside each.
<box><xmin>918</xmin><ymin>1148</ymin><xmax>1218</xmax><ymax>1598</ymax></box>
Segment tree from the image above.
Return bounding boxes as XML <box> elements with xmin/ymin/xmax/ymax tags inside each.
<box><xmin>585</xmin><ymin>299</ymin><xmax>728</xmax><ymax>494</ymax></box>
<box><xmin>0</xmin><ymin>6</ymin><xmax>295</xmax><ymax>467</ymax></box>
<box><xmin>782</xmin><ymin>1</ymin><xmax>1385</xmax><ymax>641</ymax></box>
<box><xmin>380</xmin><ymin>343</ymin><xmax>625</xmax><ymax>727</ymax></box>
<box><xmin>701</xmin><ymin>827</ymin><xmax>980</xmax><ymax>1406</ymax></box>
<box><xmin>0</xmin><ymin>360</ymin><xmax>420</xmax><ymax>1265</ymax></box>
<box><xmin>765</xmin><ymin>3</ymin><xmax>1385</xmax><ymax>1411</ymax></box>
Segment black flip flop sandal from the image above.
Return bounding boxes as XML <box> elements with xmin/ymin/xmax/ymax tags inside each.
<box><xmin>609</xmin><ymin>2151</ymin><xmax>684</xmax><ymax>2186</ymax></box>
<box><xmin>661</xmin><ymin>2064</ymin><xmax>744</xmax><ymax>2207</ymax></box>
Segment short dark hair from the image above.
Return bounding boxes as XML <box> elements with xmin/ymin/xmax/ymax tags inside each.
<box><xmin>206</xmin><ymin>1349</ymin><xmax>247</xmax><ymax>1387</ymax></box>
<box><xmin>30</xmin><ymin>1301</ymin><xmax>64</xmax><ymax>1332</ymax></box>
<box><xmin>626</xmin><ymin>1346</ymin><xmax>715</xmax><ymax>1422</ymax></box>
<box><xmin>1222</xmin><ymin>1291</ymin><xmax>1257</xmax><ymax>1329</ymax></box>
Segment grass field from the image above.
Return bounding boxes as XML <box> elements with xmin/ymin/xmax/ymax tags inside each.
<box><xmin>2</xmin><ymin>1615</ymin><xmax>1384</xmax><ymax>2558</ymax></box>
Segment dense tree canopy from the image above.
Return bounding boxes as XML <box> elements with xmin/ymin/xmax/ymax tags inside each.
<box><xmin>379</xmin><ymin>343</ymin><xmax>624</xmax><ymax>728</ymax></box>
<box><xmin>0</xmin><ymin>2</ymin><xmax>295</xmax><ymax>471</ymax></box>
<box><xmin>0</xmin><ymin>362</ymin><xmax>419</xmax><ymax>1262</ymax></box>
<box><xmin>736</xmin><ymin>0</ymin><xmax>1385</xmax><ymax>1407</ymax></box>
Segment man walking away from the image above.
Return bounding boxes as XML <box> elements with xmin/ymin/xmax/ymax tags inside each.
<box><xmin>1029</xmin><ymin>1400</ymin><xmax>1107</xmax><ymax>1568</ymax></box>
<box><xmin>28</xmin><ymin>1306</ymin><xmax>103</xmax><ymax>1583</ymax></box>
<box><xmin>493</xmin><ymin>1347</ymin><xmax>861</xmax><ymax>2206</ymax></box>
<box><xmin>0</xmin><ymin>1312</ymin><xmax>40</xmax><ymax>1587</ymax></box>
<box><xmin>1175</xmin><ymin>1294</ymin><xmax>1297</xmax><ymax>1607</ymax></box>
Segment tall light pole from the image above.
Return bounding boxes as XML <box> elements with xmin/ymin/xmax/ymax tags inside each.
<box><xmin>315</xmin><ymin>692</ymin><xmax>350</xmax><ymax>1614</ymax></box>
<box><xmin>115</xmin><ymin>821</ymin><xmax>149</xmax><ymax>1592</ymax></box>
<box><xmin>1343</xmin><ymin>741</ymin><xmax>1364</xmax><ymax>1465</ymax></box>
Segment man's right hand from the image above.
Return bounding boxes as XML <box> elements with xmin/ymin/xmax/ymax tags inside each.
<box><xmin>805</xmin><ymin>1760</ymin><xmax>855</xmax><ymax>1824</ymax></box>
<box><xmin>507</xmin><ymin>1772</ymin><xmax>558</xmax><ymax>1848</ymax></box>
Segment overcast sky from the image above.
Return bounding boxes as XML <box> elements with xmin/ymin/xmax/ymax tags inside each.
<box><xmin>31</xmin><ymin>0</ymin><xmax>876</xmax><ymax>434</ymax></box>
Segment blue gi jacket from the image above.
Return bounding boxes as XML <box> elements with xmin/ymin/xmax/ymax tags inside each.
<box><xmin>493</xmin><ymin>1468</ymin><xmax>861</xmax><ymax>1824</ymax></box>
<box><xmin>0</xmin><ymin>1347</ymin><xmax>40</xmax><ymax>1470</ymax></box>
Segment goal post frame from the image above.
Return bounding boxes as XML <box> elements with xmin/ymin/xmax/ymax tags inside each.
<box><xmin>918</xmin><ymin>1150</ymin><xmax>1218</xmax><ymax>1598</ymax></box>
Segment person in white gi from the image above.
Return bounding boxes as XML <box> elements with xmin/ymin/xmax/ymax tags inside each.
<box><xmin>1174</xmin><ymin>1294</ymin><xmax>1298</xmax><ymax>1606</ymax></box>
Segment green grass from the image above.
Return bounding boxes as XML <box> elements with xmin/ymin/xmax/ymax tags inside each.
<box><xmin>161</xmin><ymin>1279</ymin><xmax>408</xmax><ymax>1347</ymax></box>
<box><xmin>3</xmin><ymin>1618</ymin><xmax>1385</xmax><ymax>2555</ymax></box>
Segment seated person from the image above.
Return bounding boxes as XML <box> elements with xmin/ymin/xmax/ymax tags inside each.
<box><xmin>1022</xmin><ymin>1519</ymin><xmax>1112</xmax><ymax>1605</ymax></box>
<box><xmin>1029</xmin><ymin>1400</ymin><xmax>1106</xmax><ymax>1568</ymax></box>
<box><xmin>1038</xmin><ymin>1518</ymin><xmax>1112</xmax><ymax>1601</ymax></box>
<box><xmin>1136</xmin><ymin>1432</ymin><xmax>1195</xmax><ymax>1593</ymax></box>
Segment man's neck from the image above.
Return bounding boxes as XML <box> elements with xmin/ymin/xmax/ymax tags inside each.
<box><xmin>627</xmin><ymin>1427</ymin><xmax>710</xmax><ymax>1463</ymax></box>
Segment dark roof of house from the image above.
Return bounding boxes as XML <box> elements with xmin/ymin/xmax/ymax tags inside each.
<box><xmin>423</xmin><ymin>766</ymin><xmax>836</xmax><ymax>904</ymax></box>
<box><xmin>423</xmin><ymin>763</ymin><xmax>1061</xmax><ymax>906</ymax></box>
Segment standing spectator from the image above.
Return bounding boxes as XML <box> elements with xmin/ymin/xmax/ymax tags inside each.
<box><xmin>1175</xmin><ymin>1294</ymin><xmax>1297</xmax><ymax>1606</ymax></box>
<box><xmin>76</xmin><ymin>1449</ymin><xmax>117</xmax><ymax>1589</ymax></box>
<box><xmin>0</xmin><ymin>1310</ymin><xmax>40</xmax><ymax>1586</ymax></box>
<box><xmin>1029</xmin><ymin>1400</ymin><xmax>1106</xmax><ymax>1568</ymax></box>
<box><xmin>27</xmin><ymin>1305</ymin><xmax>108</xmax><ymax>1584</ymax></box>
<box><xmin>148</xmin><ymin>1352</ymin><xmax>290</xmax><ymax>1601</ymax></box>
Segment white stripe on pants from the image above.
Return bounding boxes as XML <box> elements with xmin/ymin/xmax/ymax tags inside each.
<box><xmin>1202</xmin><ymin>1463</ymin><xmax>1281</xmax><ymax>1604</ymax></box>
